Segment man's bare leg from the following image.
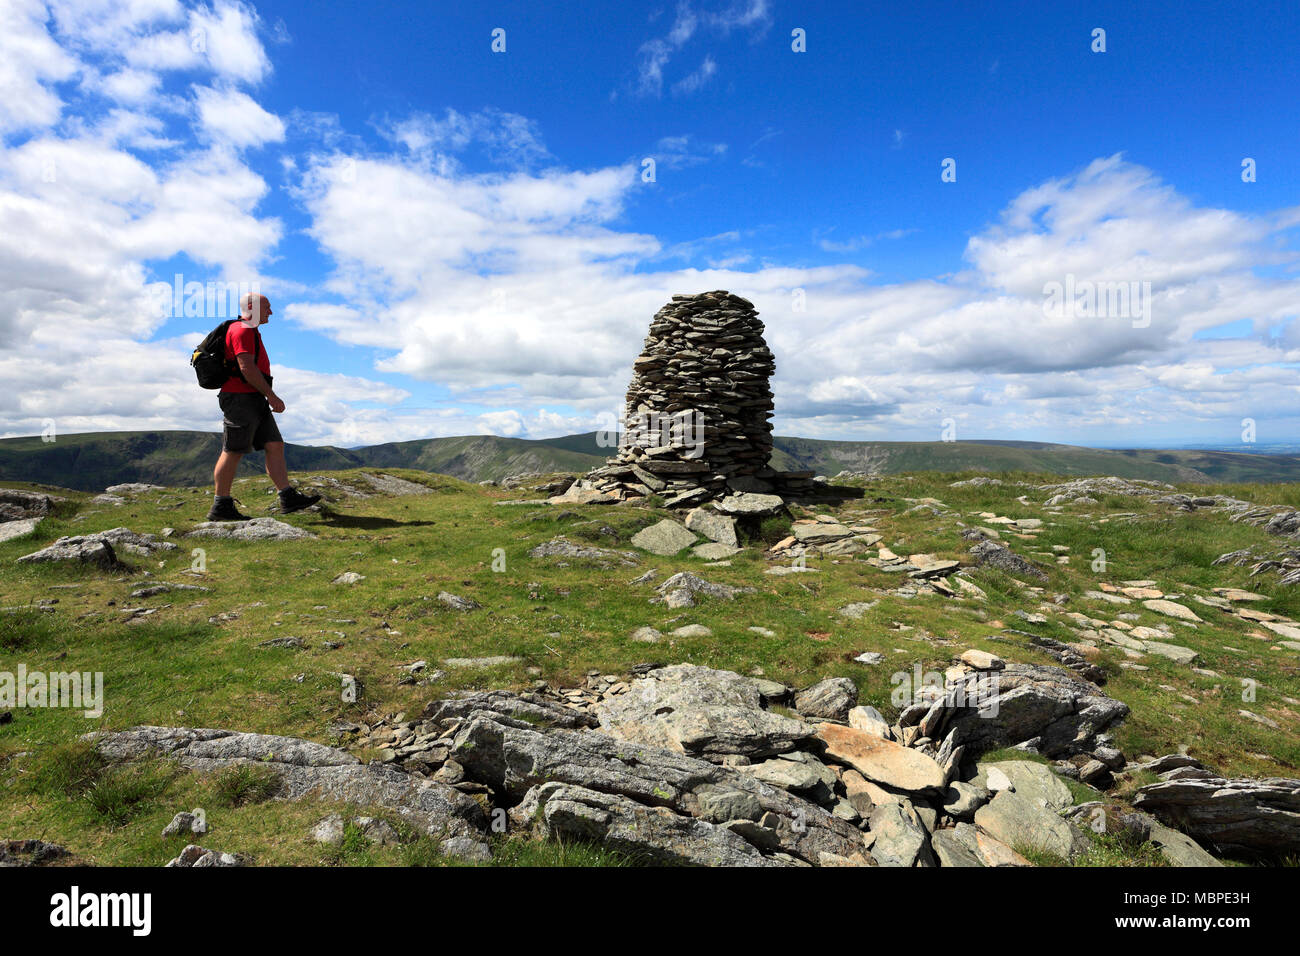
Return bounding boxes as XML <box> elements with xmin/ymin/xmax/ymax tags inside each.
<box><xmin>214</xmin><ymin>451</ymin><xmax>243</xmax><ymax>496</ymax></box>
<box><xmin>263</xmin><ymin>441</ymin><xmax>290</xmax><ymax>492</ymax></box>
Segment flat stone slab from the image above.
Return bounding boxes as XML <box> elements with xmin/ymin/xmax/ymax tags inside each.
<box><xmin>815</xmin><ymin>723</ymin><xmax>946</xmax><ymax>793</ymax></box>
<box><xmin>1142</xmin><ymin>599</ymin><xmax>1202</xmax><ymax>623</ymax></box>
<box><xmin>714</xmin><ymin>493</ymin><xmax>785</xmax><ymax>517</ymax></box>
<box><xmin>0</xmin><ymin>518</ymin><xmax>42</xmax><ymax>542</ymax></box>
<box><xmin>1141</xmin><ymin>640</ymin><xmax>1198</xmax><ymax>664</ymax></box>
<box><xmin>188</xmin><ymin>518</ymin><xmax>316</xmax><ymax>541</ymax></box>
<box><xmin>632</xmin><ymin>519</ymin><xmax>698</xmax><ymax>556</ymax></box>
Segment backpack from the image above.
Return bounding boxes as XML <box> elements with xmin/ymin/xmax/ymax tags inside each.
<box><xmin>191</xmin><ymin>320</ymin><xmax>261</xmax><ymax>389</ymax></box>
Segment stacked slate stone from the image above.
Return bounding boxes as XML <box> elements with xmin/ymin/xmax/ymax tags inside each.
<box><xmin>583</xmin><ymin>290</ymin><xmax>814</xmax><ymax>507</ymax></box>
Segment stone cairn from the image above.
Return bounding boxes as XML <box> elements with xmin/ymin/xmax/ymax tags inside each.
<box><xmin>578</xmin><ymin>291</ymin><xmax>816</xmax><ymax>508</ymax></box>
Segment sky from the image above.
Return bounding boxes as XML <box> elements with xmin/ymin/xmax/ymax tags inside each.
<box><xmin>1</xmin><ymin>0</ymin><xmax>1298</xmax><ymax>450</ymax></box>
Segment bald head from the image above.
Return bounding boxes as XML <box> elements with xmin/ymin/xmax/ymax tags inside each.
<box><xmin>240</xmin><ymin>293</ymin><xmax>272</xmax><ymax>325</ymax></box>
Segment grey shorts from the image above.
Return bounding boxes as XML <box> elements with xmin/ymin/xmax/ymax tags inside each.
<box><xmin>219</xmin><ymin>391</ymin><xmax>283</xmax><ymax>453</ymax></box>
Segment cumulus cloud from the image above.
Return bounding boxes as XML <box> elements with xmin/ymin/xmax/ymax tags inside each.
<box><xmin>0</xmin><ymin>0</ymin><xmax>80</xmax><ymax>135</ymax></box>
<box><xmin>2</xmin><ymin>3</ymin><xmax>1298</xmax><ymax>451</ymax></box>
<box><xmin>194</xmin><ymin>84</ymin><xmax>284</xmax><ymax>147</ymax></box>
<box><xmin>288</xmin><ymin>146</ymin><xmax>1300</xmax><ymax>445</ymax></box>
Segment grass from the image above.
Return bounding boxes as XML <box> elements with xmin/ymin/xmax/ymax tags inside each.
<box><xmin>211</xmin><ymin>764</ymin><xmax>279</xmax><ymax>807</ymax></box>
<box><xmin>1</xmin><ymin>465</ymin><xmax>1298</xmax><ymax>866</ymax></box>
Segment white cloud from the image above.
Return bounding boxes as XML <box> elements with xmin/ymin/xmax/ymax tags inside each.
<box><xmin>99</xmin><ymin>67</ymin><xmax>163</xmax><ymax>103</ymax></box>
<box><xmin>194</xmin><ymin>84</ymin><xmax>284</xmax><ymax>147</ymax></box>
<box><xmin>382</xmin><ymin>107</ymin><xmax>551</xmax><ymax>169</ymax></box>
<box><xmin>188</xmin><ymin>0</ymin><xmax>270</xmax><ymax>83</ymax></box>
<box><xmin>0</xmin><ymin>0</ymin><xmax>80</xmax><ymax>135</ymax></box>
<box><xmin>633</xmin><ymin>1</ymin><xmax>770</xmax><ymax>98</ymax></box>
<box><xmin>673</xmin><ymin>55</ymin><xmax>717</xmax><ymax>95</ymax></box>
<box><xmin>289</xmin><ymin>147</ymin><xmax>1300</xmax><ymax>445</ymax></box>
<box><xmin>2</xmin><ymin>6</ymin><xmax>1298</xmax><ymax>450</ymax></box>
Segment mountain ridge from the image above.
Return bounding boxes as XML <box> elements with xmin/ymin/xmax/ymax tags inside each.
<box><xmin>0</xmin><ymin>430</ymin><xmax>1296</xmax><ymax>491</ymax></box>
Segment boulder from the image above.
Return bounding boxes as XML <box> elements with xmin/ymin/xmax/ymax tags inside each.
<box><xmin>596</xmin><ymin>664</ymin><xmax>814</xmax><ymax>759</ymax></box>
<box><xmin>0</xmin><ymin>489</ymin><xmax>61</xmax><ymax>520</ymax></box>
<box><xmin>960</xmin><ymin>649</ymin><xmax>1004</xmax><ymax>671</ymax></box>
<box><xmin>974</xmin><ymin>789</ymin><xmax>1089</xmax><ymax>860</ymax></box>
<box><xmin>930</xmin><ymin>827</ymin><xmax>984</xmax><ymax>866</ymax></box>
<box><xmin>654</xmin><ymin>571</ymin><xmax>752</xmax><ymax>602</ymax></box>
<box><xmin>1142</xmin><ymin>599</ymin><xmax>1203</xmax><ymax>623</ymax></box>
<box><xmin>685</xmin><ymin>508</ymin><xmax>739</xmax><ymax>547</ymax></box>
<box><xmin>793</xmin><ymin>678</ymin><xmax>858</xmax><ymax>721</ymax></box>
<box><xmin>17</xmin><ymin>535</ymin><xmax>121</xmax><ymax>570</ymax></box>
<box><xmin>868</xmin><ymin>801</ymin><xmax>933</xmax><ymax>867</ymax></box>
<box><xmin>942</xmin><ymin>781</ymin><xmax>991</xmax><ymax>820</ymax></box>
<box><xmin>968</xmin><ymin>539</ymin><xmax>1048</xmax><ymax>581</ymax></box>
<box><xmin>528</xmin><ymin>536</ymin><xmax>638</xmax><ymax>567</ymax></box>
<box><xmin>972</xmin><ymin>760</ymin><xmax>1073</xmax><ymax>812</ymax></box>
<box><xmin>948</xmin><ymin>823</ymin><xmax>1034</xmax><ymax>867</ymax></box>
<box><xmin>714</xmin><ymin>493</ymin><xmax>786</xmax><ymax>517</ymax></box>
<box><xmin>847</xmin><ymin>705</ymin><xmax>893</xmax><ymax>739</ymax></box>
<box><xmin>436</xmin><ymin>591</ymin><xmax>481</xmax><ymax>611</ymax></box>
<box><xmin>166</xmin><ymin>844</ymin><xmax>244</xmax><ymax>867</ymax></box>
<box><xmin>1141</xmin><ymin>640</ymin><xmax>1198</xmax><ymax>664</ymax></box>
<box><xmin>928</xmin><ymin>663</ymin><xmax>1129</xmax><ymax>758</ymax></box>
<box><xmin>0</xmin><ymin>518</ymin><xmax>41</xmax><ymax>543</ymax></box>
<box><xmin>631</xmin><ymin>519</ymin><xmax>698</xmax><ymax>556</ymax></box>
<box><xmin>693</xmin><ymin>542</ymin><xmax>742</xmax><ymax>560</ymax></box>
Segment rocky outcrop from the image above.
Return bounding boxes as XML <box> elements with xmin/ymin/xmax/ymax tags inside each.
<box><xmin>84</xmin><ymin>726</ymin><xmax>489</xmax><ymax>861</ymax></box>
<box><xmin>17</xmin><ymin>526</ymin><xmax>178</xmax><ymax>569</ymax></box>
<box><xmin>451</xmin><ymin>710</ymin><xmax>869</xmax><ymax>865</ymax></box>
<box><xmin>968</xmin><ymin>538</ymin><xmax>1048</xmax><ymax>581</ymax></box>
<box><xmin>0</xmin><ymin>839</ymin><xmax>70</xmax><ymax>866</ymax></box>
<box><xmin>595</xmin><ymin>664</ymin><xmax>813</xmax><ymax>760</ymax></box>
<box><xmin>0</xmin><ymin>489</ymin><xmax>62</xmax><ymax>521</ymax></box>
<box><xmin>511</xmin><ymin>782</ymin><xmax>784</xmax><ymax>866</ymax></box>
<box><xmin>1133</xmin><ymin>773</ymin><xmax>1300</xmax><ymax>860</ymax></box>
<box><xmin>900</xmin><ymin>663</ymin><xmax>1129</xmax><ymax>760</ymax></box>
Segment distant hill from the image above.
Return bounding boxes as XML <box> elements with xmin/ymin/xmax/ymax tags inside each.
<box><xmin>0</xmin><ymin>430</ymin><xmax>1296</xmax><ymax>491</ymax></box>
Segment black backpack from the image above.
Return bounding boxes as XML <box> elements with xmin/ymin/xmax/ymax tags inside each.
<box><xmin>191</xmin><ymin>320</ymin><xmax>261</xmax><ymax>389</ymax></box>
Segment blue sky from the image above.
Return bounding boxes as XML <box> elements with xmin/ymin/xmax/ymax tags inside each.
<box><xmin>2</xmin><ymin>0</ymin><xmax>1298</xmax><ymax>449</ymax></box>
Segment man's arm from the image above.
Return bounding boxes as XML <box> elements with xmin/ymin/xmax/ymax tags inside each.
<box><xmin>237</xmin><ymin>354</ymin><xmax>285</xmax><ymax>413</ymax></box>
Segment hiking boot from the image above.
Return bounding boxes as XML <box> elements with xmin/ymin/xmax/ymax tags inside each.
<box><xmin>207</xmin><ymin>496</ymin><xmax>250</xmax><ymax>522</ymax></box>
<box><xmin>278</xmin><ymin>487</ymin><xmax>322</xmax><ymax>514</ymax></box>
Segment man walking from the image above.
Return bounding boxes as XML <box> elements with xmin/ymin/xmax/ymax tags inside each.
<box><xmin>208</xmin><ymin>293</ymin><xmax>321</xmax><ymax>521</ymax></box>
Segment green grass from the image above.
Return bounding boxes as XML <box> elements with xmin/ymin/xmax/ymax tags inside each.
<box><xmin>2</xmin><ymin>465</ymin><xmax>1298</xmax><ymax>866</ymax></box>
<box><xmin>211</xmin><ymin>764</ymin><xmax>279</xmax><ymax>807</ymax></box>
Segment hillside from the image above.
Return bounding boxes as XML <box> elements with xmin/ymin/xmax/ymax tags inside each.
<box><xmin>3</xmin><ymin>467</ymin><xmax>1299</xmax><ymax>868</ymax></box>
<box><xmin>1</xmin><ymin>430</ymin><xmax>1296</xmax><ymax>491</ymax></box>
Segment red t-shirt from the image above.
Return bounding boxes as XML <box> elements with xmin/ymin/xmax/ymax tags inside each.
<box><xmin>221</xmin><ymin>322</ymin><xmax>271</xmax><ymax>394</ymax></box>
